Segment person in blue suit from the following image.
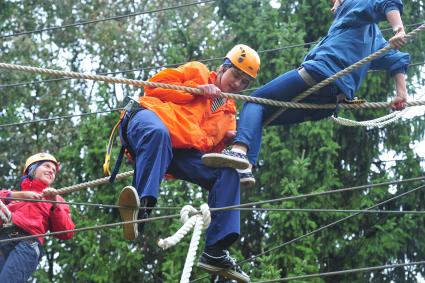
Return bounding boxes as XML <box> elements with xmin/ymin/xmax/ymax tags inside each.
<box><xmin>202</xmin><ymin>0</ymin><xmax>410</xmax><ymax>179</ymax></box>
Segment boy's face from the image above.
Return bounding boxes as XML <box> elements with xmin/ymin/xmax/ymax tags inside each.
<box><xmin>217</xmin><ymin>67</ymin><xmax>252</xmax><ymax>93</ymax></box>
<box><xmin>34</xmin><ymin>161</ymin><xmax>57</xmax><ymax>186</ymax></box>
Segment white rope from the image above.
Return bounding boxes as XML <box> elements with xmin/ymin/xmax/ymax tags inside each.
<box><xmin>158</xmin><ymin>203</ymin><xmax>211</xmax><ymax>283</ymax></box>
<box><xmin>0</xmin><ymin>200</ymin><xmax>12</xmax><ymax>227</ymax></box>
<box><xmin>331</xmin><ymin>108</ymin><xmax>410</xmax><ymax>127</ymax></box>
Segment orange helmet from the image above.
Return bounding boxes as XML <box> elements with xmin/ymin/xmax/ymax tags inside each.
<box><xmin>23</xmin><ymin>153</ymin><xmax>60</xmax><ymax>174</ymax></box>
<box><xmin>225</xmin><ymin>44</ymin><xmax>260</xmax><ymax>79</ymax></box>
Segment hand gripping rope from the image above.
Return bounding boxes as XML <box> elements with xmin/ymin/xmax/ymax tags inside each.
<box><xmin>158</xmin><ymin>204</ymin><xmax>211</xmax><ymax>283</ymax></box>
<box><xmin>0</xmin><ymin>200</ymin><xmax>12</xmax><ymax>227</ymax></box>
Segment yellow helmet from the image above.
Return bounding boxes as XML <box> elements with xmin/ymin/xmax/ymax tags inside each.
<box><xmin>23</xmin><ymin>153</ymin><xmax>60</xmax><ymax>174</ymax></box>
<box><xmin>225</xmin><ymin>44</ymin><xmax>260</xmax><ymax>79</ymax></box>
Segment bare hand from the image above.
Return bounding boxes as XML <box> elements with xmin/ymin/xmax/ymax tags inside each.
<box><xmin>223</xmin><ymin>131</ymin><xmax>237</xmax><ymax>146</ymax></box>
<box><xmin>42</xmin><ymin>187</ymin><xmax>58</xmax><ymax>199</ymax></box>
<box><xmin>197</xmin><ymin>84</ymin><xmax>222</xmax><ymax>99</ymax></box>
<box><xmin>390</xmin><ymin>95</ymin><xmax>407</xmax><ymax>110</ymax></box>
<box><xmin>389</xmin><ymin>28</ymin><xmax>407</xmax><ymax>50</ymax></box>
<box><xmin>21</xmin><ymin>191</ymin><xmax>43</xmax><ymax>200</ymax></box>
<box><xmin>331</xmin><ymin>0</ymin><xmax>341</xmax><ymax>13</ymax></box>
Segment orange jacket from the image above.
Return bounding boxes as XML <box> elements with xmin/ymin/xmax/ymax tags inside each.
<box><xmin>139</xmin><ymin>61</ymin><xmax>236</xmax><ymax>153</ymax></box>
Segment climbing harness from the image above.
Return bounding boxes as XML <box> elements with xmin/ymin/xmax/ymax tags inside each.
<box><xmin>158</xmin><ymin>204</ymin><xmax>211</xmax><ymax>283</ymax></box>
<box><xmin>103</xmin><ymin>97</ymin><xmax>140</xmax><ymax>182</ymax></box>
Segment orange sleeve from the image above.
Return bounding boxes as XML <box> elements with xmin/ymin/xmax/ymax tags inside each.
<box><xmin>144</xmin><ymin>62</ymin><xmax>211</xmax><ymax>104</ymax></box>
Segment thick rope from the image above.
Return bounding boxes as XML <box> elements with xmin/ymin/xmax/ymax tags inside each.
<box><xmin>158</xmin><ymin>204</ymin><xmax>211</xmax><ymax>283</ymax></box>
<box><xmin>330</xmin><ymin>107</ymin><xmax>409</xmax><ymax>127</ymax></box>
<box><xmin>263</xmin><ymin>23</ymin><xmax>425</xmax><ymax>125</ymax></box>
<box><xmin>1</xmin><ymin>22</ymin><xmax>424</xmax><ymax>112</ymax></box>
<box><xmin>56</xmin><ymin>170</ymin><xmax>133</xmax><ymax>195</ymax></box>
<box><xmin>0</xmin><ymin>200</ymin><xmax>12</xmax><ymax>227</ymax></box>
<box><xmin>1</xmin><ymin>62</ymin><xmax>424</xmax><ymax>110</ymax></box>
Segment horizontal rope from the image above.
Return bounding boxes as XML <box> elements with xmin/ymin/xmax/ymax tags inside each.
<box><xmin>1</xmin><ymin>62</ymin><xmax>425</xmax><ymax>111</ymax></box>
<box><xmin>5</xmin><ymin>196</ymin><xmax>425</xmax><ymax>215</ymax></box>
<box><xmin>2</xmin><ymin>179</ymin><xmax>424</xmax><ymax>246</ymax></box>
<box><xmin>0</xmin><ymin>108</ymin><xmax>123</xmax><ymax>129</ymax></box>
<box><xmin>254</xmin><ymin>261</ymin><xmax>425</xmax><ymax>282</ymax></box>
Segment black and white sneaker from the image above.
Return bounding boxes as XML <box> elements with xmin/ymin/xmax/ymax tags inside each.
<box><xmin>202</xmin><ymin>149</ymin><xmax>250</xmax><ymax>170</ymax></box>
<box><xmin>198</xmin><ymin>249</ymin><xmax>250</xmax><ymax>283</ymax></box>
<box><xmin>118</xmin><ymin>186</ymin><xmax>140</xmax><ymax>241</ymax></box>
<box><xmin>238</xmin><ymin>169</ymin><xmax>255</xmax><ymax>188</ymax></box>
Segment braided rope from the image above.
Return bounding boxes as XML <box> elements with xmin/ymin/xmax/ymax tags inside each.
<box><xmin>0</xmin><ymin>23</ymin><xmax>424</xmax><ymax>112</ymax></box>
<box><xmin>56</xmin><ymin>170</ymin><xmax>133</xmax><ymax>195</ymax></box>
<box><xmin>331</xmin><ymin>107</ymin><xmax>409</xmax><ymax>127</ymax></box>
<box><xmin>0</xmin><ymin>200</ymin><xmax>12</xmax><ymax>226</ymax></box>
<box><xmin>263</xmin><ymin>23</ymin><xmax>425</xmax><ymax>125</ymax></box>
<box><xmin>158</xmin><ymin>204</ymin><xmax>210</xmax><ymax>283</ymax></box>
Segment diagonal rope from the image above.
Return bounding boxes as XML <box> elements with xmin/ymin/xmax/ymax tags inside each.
<box><xmin>190</xmin><ymin>182</ymin><xmax>425</xmax><ymax>283</ymax></box>
<box><xmin>238</xmin><ymin>183</ymin><xmax>425</xmax><ymax>265</ymax></box>
<box><xmin>263</xmin><ymin>22</ymin><xmax>425</xmax><ymax>125</ymax></box>
<box><xmin>253</xmin><ymin>261</ymin><xmax>425</xmax><ymax>282</ymax></box>
<box><xmin>0</xmin><ymin>0</ymin><xmax>215</xmax><ymax>40</ymax></box>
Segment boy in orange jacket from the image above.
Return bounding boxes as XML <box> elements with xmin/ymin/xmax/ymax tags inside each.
<box><xmin>118</xmin><ymin>45</ymin><xmax>260</xmax><ymax>281</ymax></box>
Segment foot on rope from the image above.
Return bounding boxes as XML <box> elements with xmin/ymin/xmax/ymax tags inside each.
<box><xmin>118</xmin><ymin>186</ymin><xmax>140</xmax><ymax>241</ymax></box>
<box><xmin>198</xmin><ymin>249</ymin><xmax>250</xmax><ymax>283</ymax></box>
<box><xmin>202</xmin><ymin>149</ymin><xmax>250</xmax><ymax>170</ymax></box>
<box><xmin>238</xmin><ymin>168</ymin><xmax>255</xmax><ymax>189</ymax></box>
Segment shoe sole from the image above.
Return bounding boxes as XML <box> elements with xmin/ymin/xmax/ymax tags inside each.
<box><xmin>118</xmin><ymin>186</ymin><xmax>140</xmax><ymax>241</ymax></box>
<box><xmin>202</xmin><ymin>153</ymin><xmax>250</xmax><ymax>170</ymax></box>
<box><xmin>198</xmin><ymin>262</ymin><xmax>250</xmax><ymax>283</ymax></box>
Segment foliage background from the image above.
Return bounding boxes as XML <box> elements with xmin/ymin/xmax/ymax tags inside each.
<box><xmin>0</xmin><ymin>0</ymin><xmax>424</xmax><ymax>282</ymax></box>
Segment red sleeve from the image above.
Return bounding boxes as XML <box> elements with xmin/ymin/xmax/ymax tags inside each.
<box><xmin>144</xmin><ymin>61</ymin><xmax>211</xmax><ymax>104</ymax></box>
<box><xmin>49</xmin><ymin>196</ymin><xmax>75</xmax><ymax>240</ymax></box>
<box><xmin>0</xmin><ymin>190</ymin><xmax>12</xmax><ymax>204</ymax></box>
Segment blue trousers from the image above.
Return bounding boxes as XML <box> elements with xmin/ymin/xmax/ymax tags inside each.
<box><xmin>0</xmin><ymin>236</ymin><xmax>41</xmax><ymax>283</ymax></box>
<box><xmin>235</xmin><ymin>69</ymin><xmax>338</xmax><ymax>164</ymax></box>
<box><xmin>123</xmin><ymin>109</ymin><xmax>241</xmax><ymax>247</ymax></box>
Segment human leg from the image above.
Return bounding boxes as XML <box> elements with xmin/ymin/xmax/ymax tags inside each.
<box><xmin>202</xmin><ymin>69</ymin><xmax>310</xmax><ymax>169</ymax></box>
<box><xmin>0</xmin><ymin>240</ymin><xmax>40</xmax><ymax>283</ymax></box>
<box><xmin>118</xmin><ymin>109</ymin><xmax>172</xmax><ymax>240</ymax></box>
<box><xmin>168</xmin><ymin>149</ymin><xmax>248</xmax><ymax>281</ymax></box>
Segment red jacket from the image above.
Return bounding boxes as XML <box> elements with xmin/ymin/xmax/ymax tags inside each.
<box><xmin>0</xmin><ymin>178</ymin><xmax>75</xmax><ymax>244</ymax></box>
<box><xmin>139</xmin><ymin>61</ymin><xmax>237</xmax><ymax>153</ymax></box>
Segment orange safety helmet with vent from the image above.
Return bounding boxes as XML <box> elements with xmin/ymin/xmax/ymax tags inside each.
<box><xmin>23</xmin><ymin>153</ymin><xmax>60</xmax><ymax>174</ymax></box>
<box><xmin>225</xmin><ymin>44</ymin><xmax>260</xmax><ymax>79</ymax></box>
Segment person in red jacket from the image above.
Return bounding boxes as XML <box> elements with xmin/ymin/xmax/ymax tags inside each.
<box><xmin>0</xmin><ymin>153</ymin><xmax>74</xmax><ymax>283</ymax></box>
<box><xmin>118</xmin><ymin>45</ymin><xmax>260</xmax><ymax>282</ymax></box>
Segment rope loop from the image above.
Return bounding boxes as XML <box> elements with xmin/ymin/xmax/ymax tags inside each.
<box><xmin>157</xmin><ymin>203</ymin><xmax>211</xmax><ymax>283</ymax></box>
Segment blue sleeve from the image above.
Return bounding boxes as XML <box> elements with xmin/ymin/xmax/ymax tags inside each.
<box><xmin>370</xmin><ymin>49</ymin><xmax>410</xmax><ymax>76</ymax></box>
<box><xmin>374</xmin><ymin>0</ymin><xmax>404</xmax><ymax>16</ymax></box>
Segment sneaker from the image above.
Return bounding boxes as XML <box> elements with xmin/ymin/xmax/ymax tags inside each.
<box><xmin>202</xmin><ymin>149</ymin><xmax>250</xmax><ymax>170</ymax></box>
<box><xmin>238</xmin><ymin>169</ymin><xmax>255</xmax><ymax>188</ymax></box>
<box><xmin>198</xmin><ymin>249</ymin><xmax>250</xmax><ymax>283</ymax></box>
<box><xmin>118</xmin><ymin>186</ymin><xmax>140</xmax><ymax>241</ymax></box>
